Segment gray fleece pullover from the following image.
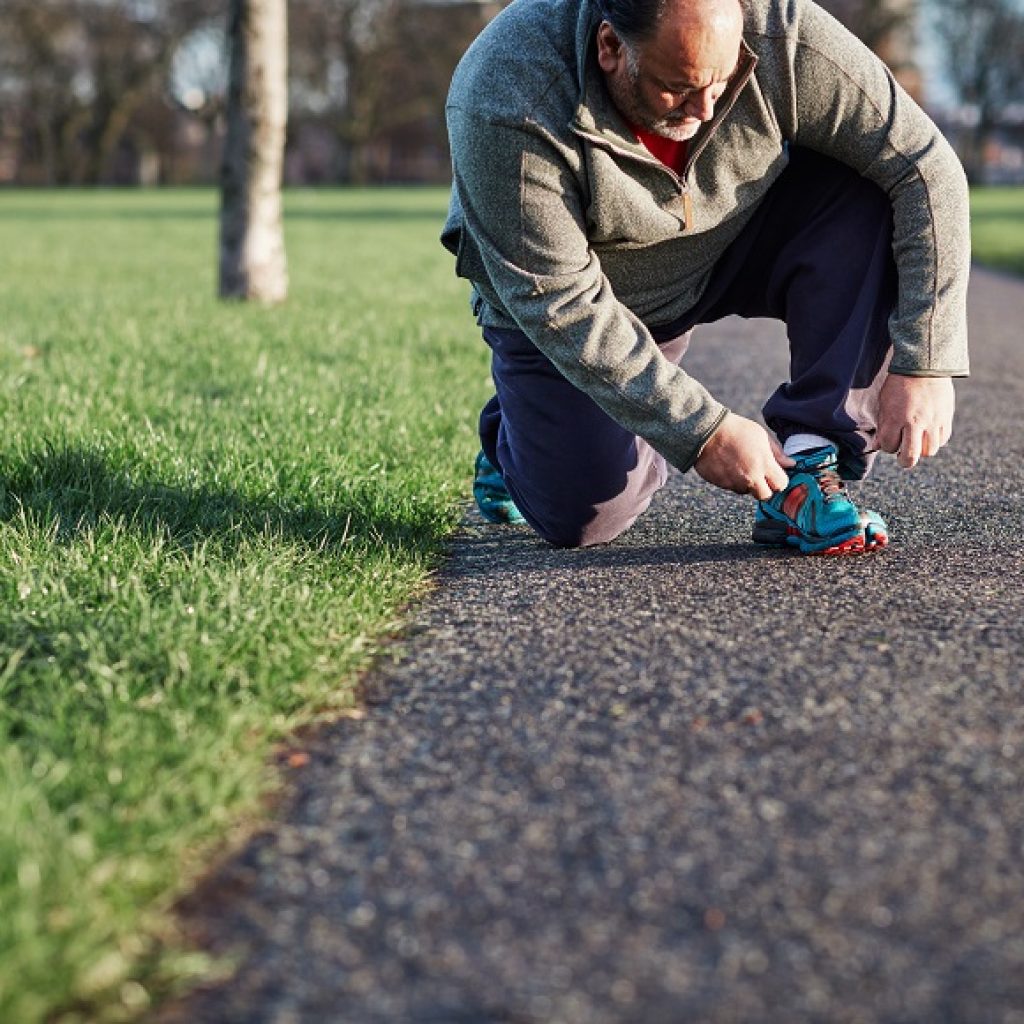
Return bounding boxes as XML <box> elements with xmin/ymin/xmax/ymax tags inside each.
<box><xmin>442</xmin><ymin>0</ymin><xmax>971</xmax><ymax>472</ymax></box>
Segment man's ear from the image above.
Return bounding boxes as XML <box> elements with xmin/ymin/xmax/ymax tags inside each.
<box><xmin>596</xmin><ymin>21</ymin><xmax>627</xmax><ymax>75</ymax></box>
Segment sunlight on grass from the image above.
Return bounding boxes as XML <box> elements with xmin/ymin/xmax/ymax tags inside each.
<box><xmin>0</xmin><ymin>188</ymin><xmax>489</xmax><ymax>1022</ymax></box>
<box><xmin>971</xmin><ymin>187</ymin><xmax>1024</xmax><ymax>277</ymax></box>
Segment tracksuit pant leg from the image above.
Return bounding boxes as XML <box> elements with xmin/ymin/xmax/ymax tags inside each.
<box><xmin>479</xmin><ymin>148</ymin><xmax>897</xmax><ymax>548</ymax></box>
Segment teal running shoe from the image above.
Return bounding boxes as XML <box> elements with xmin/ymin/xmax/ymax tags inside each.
<box><xmin>752</xmin><ymin>445</ymin><xmax>888</xmax><ymax>555</ymax></box>
<box><xmin>473</xmin><ymin>451</ymin><xmax>525</xmax><ymax>525</ymax></box>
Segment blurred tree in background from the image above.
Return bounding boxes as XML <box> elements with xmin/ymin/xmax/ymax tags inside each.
<box><xmin>0</xmin><ymin>0</ymin><xmax>499</xmax><ymax>185</ymax></box>
<box><xmin>818</xmin><ymin>0</ymin><xmax>921</xmax><ymax>97</ymax></box>
<box><xmin>288</xmin><ymin>0</ymin><xmax>495</xmax><ymax>183</ymax></box>
<box><xmin>0</xmin><ymin>0</ymin><xmax>208</xmax><ymax>184</ymax></box>
<box><xmin>929</xmin><ymin>0</ymin><xmax>1024</xmax><ymax>182</ymax></box>
<box><xmin>0</xmin><ymin>0</ymin><xmax>1020</xmax><ymax>187</ymax></box>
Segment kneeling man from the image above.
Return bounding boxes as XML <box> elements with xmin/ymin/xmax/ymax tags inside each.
<box><xmin>442</xmin><ymin>0</ymin><xmax>969</xmax><ymax>554</ymax></box>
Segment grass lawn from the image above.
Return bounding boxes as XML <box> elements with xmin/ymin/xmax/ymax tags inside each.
<box><xmin>971</xmin><ymin>186</ymin><xmax>1024</xmax><ymax>277</ymax></box>
<box><xmin>0</xmin><ymin>188</ymin><xmax>490</xmax><ymax>1022</ymax></box>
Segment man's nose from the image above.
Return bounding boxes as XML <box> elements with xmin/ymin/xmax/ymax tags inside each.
<box><xmin>685</xmin><ymin>87</ymin><xmax>716</xmax><ymax>121</ymax></box>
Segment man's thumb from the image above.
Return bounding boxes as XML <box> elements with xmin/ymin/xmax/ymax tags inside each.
<box><xmin>769</xmin><ymin>437</ymin><xmax>795</xmax><ymax>468</ymax></box>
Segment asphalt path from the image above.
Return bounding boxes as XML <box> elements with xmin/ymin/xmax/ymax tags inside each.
<box><xmin>163</xmin><ymin>267</ymin><xmax>1024</xmax><ymax>1024</ymax></box>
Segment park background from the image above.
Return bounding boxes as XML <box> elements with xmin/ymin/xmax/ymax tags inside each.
<box><xmin>2</xmin><ymin>0</ymin><xmax>1024</xmax><ymax>188</ymax></box>
<box><xmin>1</xmin><ymin>1</ymin><xmax>1022</xmax><ymax>1022</ymax></box>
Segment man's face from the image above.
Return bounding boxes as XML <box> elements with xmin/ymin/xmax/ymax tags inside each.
<box><xmin>597</xmin><ymin>1</ymin><xmax>743</xmax><ymax>142</ymax></box>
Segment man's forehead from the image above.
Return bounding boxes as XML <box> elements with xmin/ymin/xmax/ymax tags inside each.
<box><xmin>658</xmin><ymin>0</ymin><xmax>743</xmax><ymax>26</ymax></box>
<box><xmin>652</xmin><ymin>0</ymin><xmax>743</xmax><ymax>45</ymax></box>
<box><xmin>644</xmin><ymin>0</ymin><xmax>743</xmax><ymax>67</ymax></box>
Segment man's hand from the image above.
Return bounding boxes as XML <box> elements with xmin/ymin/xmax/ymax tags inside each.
<box><xmin>876</xmin><ymin>374</ymin><xmax>956</xmax><ymax>468</ymax></box>
<box><xmin>694</xmin><ymin>412</ymin><xmax>794</xmax><ymax>499</ymax></box>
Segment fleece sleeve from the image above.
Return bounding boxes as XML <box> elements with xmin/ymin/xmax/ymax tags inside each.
<box><xmin>446</xmin><ymin>106</ymin><xmax>729</xmax><ymax>470</ymax></box>
<box><xmin>784</xmin><ymin>0</ymin><xmax>971</xmax><ymax>375</ymax></box>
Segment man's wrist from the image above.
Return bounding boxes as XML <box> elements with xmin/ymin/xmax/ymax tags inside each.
<box><xmin>686</xmin><ymin>407</ymin><xmax>731</xmax><ymax>470</ymax></box>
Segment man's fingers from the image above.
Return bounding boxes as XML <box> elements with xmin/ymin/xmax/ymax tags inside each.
<box><xmin>877</xmin><ymin>421</ymin><xmax>901</xmax><ymax>454</ymax></box>
<box><xmin>898</xmin><ymin>426</ymin><xmax>922</xmax><ymax>468</ymax></box>
<box><xmin>694</xmin><ymin>414</ymin><xmax>798</xmax><ymax>499</ymax></box>
<box><xmin>924</xmin><ymin>423</ymin><xmax>951</xmax><ymax>456</ymax></box>
<box><xmin>769</xmin><ymin>437</ymin><xmax>795</xmax><ymax>468</ymax></box>
<box><xmin>887</xmin><ymin>420</ymin><xmax>953</xmax><ymax>466</ymax></box>
<box><xmin>878</xmin><ymin>374</ymin><xmax>956</xmax><ymax>467</ymax></box>
<box><xmin>749</xmin><ymin>461</ymin><xmax>791</xmax><ymax>500</ymax></box>
<box><xmin>765</xmin><ymin>439</ymin><xmax>793</xmax><ymax>495</ymax></box>
<box><xmin>766</xmin><ymin>463</ymin><xmax>790</xmax><ymax>494</ymax></box>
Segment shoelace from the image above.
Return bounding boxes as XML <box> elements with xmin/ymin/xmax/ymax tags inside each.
<box><xmin>812</xmin><ymin>462</ymin><xmax>846</xmax><ymax>500</ymax></box>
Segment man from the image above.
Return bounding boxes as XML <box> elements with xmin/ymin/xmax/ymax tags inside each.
<box><xmin>441</xmin><ymin>0</ymin><xmax>969</xmax><ymax>554</ymax></box>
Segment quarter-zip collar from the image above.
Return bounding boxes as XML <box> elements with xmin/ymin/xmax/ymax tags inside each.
<box><xmin>682</xmin><ymin>42</ymin><xmax>757</xmax><ymax>175</ymax></box>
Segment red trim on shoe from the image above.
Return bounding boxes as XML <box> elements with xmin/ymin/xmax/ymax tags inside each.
<box><xmin>782</xmin><ymin>483</ymin><xmax>808</xmax><ymax>521</ymax></box>
<box><xmin>815</xmin><ymin>531</ymin><xmax>890</xmax><ymax>556</ymax></box>
<box><xmin>812</xmin><ymin>535</ymin><xmax>865</xmax><ymax>556</ymax></box>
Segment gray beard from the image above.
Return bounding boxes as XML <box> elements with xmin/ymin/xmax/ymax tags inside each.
<box><xmin>616</xmin><ymin>50</ymin><xmax>700</xmax><ymax>142</ymax></box>
<box><xmin>645</xmin><ymin>117</ymin><xmax>699</xmax><ymax>142</ymax></box>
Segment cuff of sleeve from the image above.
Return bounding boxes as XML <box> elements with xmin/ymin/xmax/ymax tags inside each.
<box><xmin>888</xmin><ymin>365</ymin><xmax>970</xmax><ymax>378</ymax></box>
<box><xmin>666</xmin><ymin>402</ymin><xmax>730</xmax><ymax>473</ymax></box>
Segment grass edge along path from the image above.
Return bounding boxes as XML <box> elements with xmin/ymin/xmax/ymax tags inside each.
<box><xmin>0</xmin><ymin>187</ymin><xmax>488</xmax><ymax>1023</ymax></box>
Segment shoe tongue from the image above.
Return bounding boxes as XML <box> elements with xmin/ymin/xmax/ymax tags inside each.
<box><xmin>793</xmin><ymin>445</ymin><xmax>838</xmax><ymax>469</ymax></box>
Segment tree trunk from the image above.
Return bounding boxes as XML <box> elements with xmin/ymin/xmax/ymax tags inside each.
<box><xmin>219</xmin><ymin>0</ymin><xmax>288</xmax><ymax>303</ymax></box>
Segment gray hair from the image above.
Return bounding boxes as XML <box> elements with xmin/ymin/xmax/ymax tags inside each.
<box><xmin>596</xmin><ymin>0</ymin><xmax>667</xmax><ymax>44</ymax></box>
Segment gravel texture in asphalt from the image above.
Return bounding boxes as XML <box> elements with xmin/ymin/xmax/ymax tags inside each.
<box><xmin>162</xmin><ymin>268</ymin><xmax>1024</xmax><ymax>1024</ymax></box>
